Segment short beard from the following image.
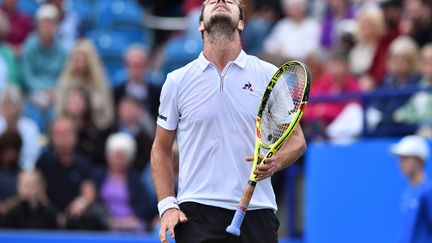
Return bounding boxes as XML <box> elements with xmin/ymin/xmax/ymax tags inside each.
<box><xmin>204</xmin><ymin>14</ymin><xmax>238</xmax><ymax>42</ymax></box>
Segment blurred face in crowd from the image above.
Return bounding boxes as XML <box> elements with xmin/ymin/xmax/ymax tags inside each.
<box><xmin>2</xmin><ymin>101</ymin><xmax>20</xmax><ymax>123</ymax></box>
<box><xmin>17</xmin><ymin>171</ymin><xmax>44</xmax><ymax>202</ymax></box>
<box><xmin>107</xmin><ymin>149</ymin><xmax>130</xmax><ymax>173</ymax></box>
<box><xmin>399</xmin><ymin>156</ymin><xmax>423</xmax><ymax>179</ymax></box>
<box><xmin>327</xmin><ymin>58</ymin><xmax>349</xmax><ymax>84</ymax></box>
<box><xmin>37</xmin><ymin>19</ymin><xmax>57</xmax><ymax>44</ymax></box>
<box><xmin>356</xmin><ymin>12</ymin><xmax>384</xmax><ymax>43</ymax></box>
<box><xmin>51</xmin><ymin>118</ymin><xmax>77</xmax><ymax>158</ymax></box>
<box><xmin>420</xmin><ymin>47</ymin><xmax>432</xmax><ymax>81</ymax></box>
<box><xmin>284</xmin><ymin>0</ymin><xmax>306</xmax><ymax>21</ymax></box>
<box><xmin>64</xmin><ymin>89</ymin><xmax>88</xmax><ymax>120</ymax></box>
<box><xmin>388</xmin><ymin>53</ymin><xmax>411</xmax><ymax>78</ymax></box>
<box><xmin>72</xmin><ymin>51</ymin><xmax>90</xmax><ymax>76</ymax></box>
<box><xmin>118</xmin><ymin>98</ymin><xmax>141</xmax><ymax>125</ymax></box>
<box><xmin>126</xmin><ymin>51</ymin><xmax>147</xmax><ymax>82</ymax></box>
<box><xmin>199</xmin><ymin>0</ymin><xmax>244</xmax><ymax>40</ymax></box>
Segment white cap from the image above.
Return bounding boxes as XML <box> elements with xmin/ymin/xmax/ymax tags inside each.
<box><xmin>106</xmin><ymin>133</ymin><xmax>137</xmax><ymax>161</ymax></box>
<box><xmin>390</xmin><ymin>135</ymin><xmax>430</xmax><ymax>161</ymax></box>
<box><xmin>36</xmin><ymin>4</ymin><xmax>59</xmax><ymax>21</ymax></box>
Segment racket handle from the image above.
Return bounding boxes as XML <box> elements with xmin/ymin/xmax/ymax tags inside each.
<box><xmin>226</xmin><ymin>181</ymin><xmax>256</xmax><ymax>236</ymax></box>
<box><xmin>226</xmin><ymin>207</ymin><xmax>246</xmax><ymax>236</ymax></box>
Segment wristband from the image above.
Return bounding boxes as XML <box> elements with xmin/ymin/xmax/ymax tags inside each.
<box><xmin>157</xmin><ymin>196</ymin><xmax>179</xmax><ymax>217</ymax></box>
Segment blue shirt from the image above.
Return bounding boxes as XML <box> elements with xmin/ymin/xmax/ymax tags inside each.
<box><xmin>21</xmin><ymin>33</ymin><xmax>67</xmax><ymax>93</ymax></box>
<box><xmin>399</xmin><ymin>179</ymin><xmax>432</xmax><ymax>243</ymax></box>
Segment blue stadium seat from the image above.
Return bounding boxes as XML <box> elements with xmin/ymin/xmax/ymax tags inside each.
<box><xmin>68</xmin><ymin>0</ymin><xmax>96</xmax><ymax>19</ymax></box>
<box><xmin>86</xmin><ymin>29</ymin><xmax>129</xmax><ymax>58</ymax></box>
<box><xmin>95</xmin><ymin>0</ymin><xmax>144</xmax><ymax>29</ymax></box>
<box><xmin>161</xmin><ymin>35</ymin><xmax>203</xmax><ymax>74</ymax></box>
<box><xmin>17</xmin><ymin>0</ymin><xmax>39</xmax><ymax>17</ymax></box>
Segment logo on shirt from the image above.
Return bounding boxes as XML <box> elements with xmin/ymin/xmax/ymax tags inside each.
<box><xmin>158</xmin><ymin>114</ymin><xmax>168</xmax><ymax>121</ymax></box>
<box><xmin>242</xmin><ymin>82</ymin><xmax>254</xmax><ymax>92</ymax></box>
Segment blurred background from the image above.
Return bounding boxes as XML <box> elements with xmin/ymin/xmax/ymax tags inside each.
<box><xmin>0</xmin><ymin>0</ymin><xmax>431</xmax><ymax>242</ymax></box>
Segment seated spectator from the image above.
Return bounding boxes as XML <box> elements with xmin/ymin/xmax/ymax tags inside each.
<box><xmin>59</xmin><ymin>87</ymin><xmax>107</xmax><ymax>167</ymax></box>
<box><xmin>303</xmin><ymin>50</ymin><xmax>360</xmax><ymax>139</ymax></box>
<box><xmin>369</xmin><ymin>0</ymin><xmax>402</xmax><ymax>86</ymax></box>
<box><xmin>381</xmin><ymin>36</ymin><xmax>421</xmax><ymax>87</ymax></box>
<box><xmin>320</xmin><ymin>0</ymin><xmax>355</xmax><ymax>50</ymax></box>
<box><xmin>0</xmin><ymin>130</ymin><xmax>21</xmax><ymax>203</ymax></box>
<box><xmin>0</xmin><ymin>0</ymin><xmax>33</xmax><ymax>55</ymax></box>
<box><xmin>0</xmin><ymin>87</ymin><xmax>40</xmax><ymax>170</ymax></box>
<box><xmin>47</xmin><ymin>0</ymin><xmax>81</xmax><ymax>51</ymax></box>
<box><xmin>2</xmin><ymin>170</ymin><xmax>57</xmax><ymax>229</ymax></box>
<box><xmin>114</xmin><ymin>44</ymin><xmax>160</xmax><ymax>120</ymax></box>
<box><xmin>393</xmin><ymin>43</ymin><xmax>432</xmax><ymax>133</ymax></box>
<box><xmin>56</xmin><ymin>39</ymin><xmax>113</xmax><ymax>130</ymax></box>
<box><xmin>0</xmin><ymin>11</ymin><xmax>20</xmax><ymax>90</ymax></box>
<box><xmin>22</xmin><ymin>4</ymin><xmax>67</xmax><ymax>132</ymax></box>
<box><xmin>36</xmin><ymin>117</ymin><xmax>107</xmax><ymax>230</ymax></box>
<box><xmin>400</xmin><ymin>0</ymin><xmax>432</xmax><ymax>47</ymax></box>
<box><xmin>109</xmin><ymin>96</ymin><xmax>153</xmax><ymax>172</ymax></box>
<box><xmin>348</xmin><ymin>9</ymin><xmax>385</xmax><ymax>90</ymax></box>
<box><xmin>242</xmin><ymin>2</ymin><xmax>280</xmax><ymax>56</ymax></box>
<box><xmin>369</xmin><ymin>36</ymin><xmax>421</xmax><ymax>136</ymax></box>
<box><xmin>262</xmin><ymin>0</ymin><xmax>320</xmax><ymax>63</ymax></box>
<box><xmin>94</xmin><ymin>133</ymin><xmax>157</xmax><ymax>232</ymax></box>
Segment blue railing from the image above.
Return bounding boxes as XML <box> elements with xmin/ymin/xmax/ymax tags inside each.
<box><xmin>307</xmin><ymin>85</ymin><xmax>432</xmax><ymax>137</ymax></box>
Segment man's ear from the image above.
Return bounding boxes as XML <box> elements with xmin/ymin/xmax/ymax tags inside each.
<box><xmin>199</xmin><ymin>21</ymin><xmax>205</xmax><ymax>33</ymax></box>
<box><xmin>237</xmin><ymin>20</ymin><xmax>244</xmax><ymax>32</ymax></box>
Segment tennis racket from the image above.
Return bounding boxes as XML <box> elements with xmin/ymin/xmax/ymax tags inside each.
<box><xmin>226</xmin><ymin>60</ymin><xmax>311</xmax><ymax>236</ymax></box>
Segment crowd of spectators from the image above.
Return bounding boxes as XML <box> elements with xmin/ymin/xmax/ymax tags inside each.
<box><xmin>0</xmin><ymin>0</ymin><xmax>430</xmax><ymax>237</ymax></box>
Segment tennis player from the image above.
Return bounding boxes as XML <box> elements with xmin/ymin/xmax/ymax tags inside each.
<box><xmin>151</xmin><ymin>0</ymin><xmax>306</xmax><ymax>242</ymax></box>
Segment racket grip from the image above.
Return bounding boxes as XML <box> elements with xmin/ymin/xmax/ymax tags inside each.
<box><xmin>226</xmin><ymin>207</ymin><xmax>246</xmax><ymax>236</ymax></box>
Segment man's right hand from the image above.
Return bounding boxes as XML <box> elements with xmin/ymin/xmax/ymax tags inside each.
<box><xmin>159</xmin><ymin>208</ymin><xmax>188</xmax><ymax>243</ymax></box>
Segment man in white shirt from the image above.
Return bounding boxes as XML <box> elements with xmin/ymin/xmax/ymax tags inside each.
<box><xmin>151</xmin><ymin>1</ymin><xmax>306</xmax><ymax>242</ymax></box>
<box><xmin>262</xmin><ymin>0</ymin><xmax>320</xmax><ymax>63</ymax></box>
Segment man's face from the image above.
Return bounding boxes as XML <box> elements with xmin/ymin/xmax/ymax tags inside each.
<box><xmin>126</xmin><ymin>52</ymin><xmax>147</xmax><ymax>81</ymax></box>
<box><xmin>51</xmin><ymin>119</ymin><xmax>76</xmax><ymax>156</ymax></box>
<box><xmin>399</xmin><ymin>156</ymin><xmax>422</xmax><ymax>178</ymax></box>
<box><xmin>118</xmin><ymin>98</ymin><xmax>141</xmax><ymax>125</ymax></box>
<box><xmin>199</xmin><ymin>0</ymin><xmax>244</xmax><ymax>38</ymax></box>
<box><xmin>37</xmin><ymin>19</ymin><xmax>57</xmax><ymax>43</ymax></box>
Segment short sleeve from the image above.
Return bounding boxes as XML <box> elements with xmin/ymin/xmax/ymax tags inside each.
<box><xmin>157</xmin><ymin>74</ymin><xmax>180</xmax><ymax>130</ymax></box>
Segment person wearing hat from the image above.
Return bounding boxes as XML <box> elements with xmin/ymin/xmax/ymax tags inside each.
<box><xmin>390</xmin><ymin>135</ymin><xmax>432</xmax><ymax>243</ymax></box>
<box><xmin>21</xmin><ymin>3</ymin><xmax>67</xmax><ymax>133</ymax></box>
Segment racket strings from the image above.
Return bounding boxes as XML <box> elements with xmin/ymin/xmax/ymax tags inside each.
<box><xmin>261</xmin><ymin>64</ymin><xmax>306</xmax><ymax>147</ymax></box>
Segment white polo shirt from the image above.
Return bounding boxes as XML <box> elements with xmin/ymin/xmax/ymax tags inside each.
<box><xmin>157</xmin><ymin>50</ymin><xmax>278</xmax><ymax>211</ymax></box>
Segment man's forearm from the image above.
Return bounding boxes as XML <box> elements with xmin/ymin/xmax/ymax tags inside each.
<box><xmin>151</xmin><ymin>146</ymin><xmax>176</xmax><ymax>201</ymax></box>
<box><xmin>277</xmin><ymin>125</ymin><xmax>307</xmax><ymax>171</ymax></box>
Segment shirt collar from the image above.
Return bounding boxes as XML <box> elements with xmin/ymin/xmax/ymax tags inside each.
<box><xmin>197</xmin><ymin>50</ymin><xmax>248</xmax><ymax>71</ymax></box>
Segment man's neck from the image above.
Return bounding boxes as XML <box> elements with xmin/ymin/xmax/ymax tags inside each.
<box><xmin>410</xmin><ymin>171</ymin><xmax>425</xmax><ymax>187</ymax></box>
<box><xmin>202</xmin><ymin>34</ymin><xmax>242</xmax><ymax>73</ymax></box>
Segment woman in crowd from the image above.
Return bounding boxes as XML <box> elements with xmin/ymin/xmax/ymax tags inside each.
<box><xmin>348</xmin><ymin>9</ymin><xmax>385</xmax><ymax>90</ymax></box>
<box><xmin>55</xmin><ymin>39</ymin><xmax>114</xmax><ymax>130</ymax></box>
<box><xmin>59</xmin><ymin>86</ymin><xmax>106</xmax><ymax>166</ymax></box>
<box><xmin>94</xmin><ymin>133</ymin><xmax>157</xmax><ymax>232</ymax></box>
<box><xmin>1</xmin><ymin>170</ymin><xmax>57</xmax><ymax>229</ymax></box>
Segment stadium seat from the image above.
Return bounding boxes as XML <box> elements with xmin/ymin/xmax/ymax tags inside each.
<box><xmin>95</xmin><ymin>0</ymin><xmax>144</xmax><ymax>29</ymax></box>
<box><xmin>68</xmin><ymin>0</ymin><xmax>95</xmax><ymax>18</ymax></box>
<box><xmin>161</xmin><ymin>35</ymin><xmax>203</xmax><ymax>74</ymax></box>
<box><xmin>17</xmin><ymin>0</ymin><xmax>39</xmax><ymax>17</ymax></box>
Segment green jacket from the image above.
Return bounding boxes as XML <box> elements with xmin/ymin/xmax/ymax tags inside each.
<box><xmin>393</xmin><ymin>79</ymin><xmax>432</xmax><ymax>124</ymax></box>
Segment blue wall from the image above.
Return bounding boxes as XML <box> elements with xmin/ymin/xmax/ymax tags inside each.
<box><xmin>305</xmin><ymin>138</ymin><xmax>432</xmax><ymax>243</ymax></box>
<box><xmin>0</xmin><ymin>231</ymin><xmax>301</xmax><ymax>243</ymax></box>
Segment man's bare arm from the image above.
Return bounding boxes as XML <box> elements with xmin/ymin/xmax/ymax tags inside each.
<box><xmin>151</xmin><ymin>126</ymin><xmax>177</xmax><ymax>201</ymax></box>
